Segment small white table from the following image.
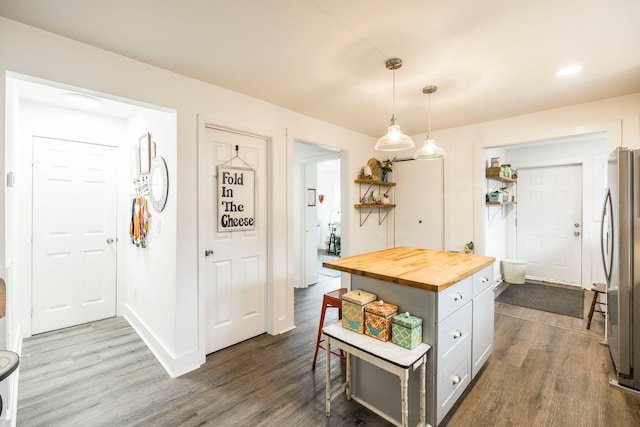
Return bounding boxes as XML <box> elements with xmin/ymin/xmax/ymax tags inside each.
<box><xmin>323</xmin><ymin>322</ymin><xmax>430</xmax><ymax>427</ymax></box>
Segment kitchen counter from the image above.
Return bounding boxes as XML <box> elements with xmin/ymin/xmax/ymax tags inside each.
<box><xmin>322</xmin><ymin>246</ymin><xmax>496</xmax><ymax>426</ymax></box>
<box><xmin>323</xmin><ymin>246</ymin><xmax>494</xmax><ymax>292</ymax></box>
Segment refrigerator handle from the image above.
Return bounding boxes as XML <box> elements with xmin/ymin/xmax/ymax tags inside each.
<box><xmin>600</xmin><ymin>189</ymin><xmax>613</xmax><ymax>284</ymax></box>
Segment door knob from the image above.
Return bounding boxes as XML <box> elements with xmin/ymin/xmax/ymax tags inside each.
<box><xmin>452</xmin><ymin>374</ymin><xmax>462</xmax><ymax>385</ymax></box>
<box><xmin>205</xmin><ymin>249</ymin><xmax>214</xmax><ymax>257</ymax></box>
<box><xmin>106</xmin><ymin>238</ymin><xmax>114</xmax><ymax>244</ymax></box>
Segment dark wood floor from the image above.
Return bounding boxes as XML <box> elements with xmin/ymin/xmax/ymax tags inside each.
<box><xmin>17</xmin><ymin>277</ymin><xmax>640</xmax><ymax>426</ymax></box>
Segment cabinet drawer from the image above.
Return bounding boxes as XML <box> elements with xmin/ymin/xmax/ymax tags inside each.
<box><xmin>437</xmin><ymin>344</ymin><xmax>471</xmax><ymax>424</ymax></box>
<box><xmin>472</xmin><ymin>264</ymin><xmax>494</xmax><ymax>297</ymax></box>
<box><xmin>438</xmin><ymin>276</ymin><xmax>472</xmax><ymax>322</ymax></box>
<box><xmin>437</xmin><ymin>302</ymin><xmax>471</xmax><ymax>369</ymax></box>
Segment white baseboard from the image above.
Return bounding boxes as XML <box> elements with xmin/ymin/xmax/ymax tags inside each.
<box><xmin>122</xmin><ymin>304</ymin><xmax>203</xmax><ymax>378</ymax></box>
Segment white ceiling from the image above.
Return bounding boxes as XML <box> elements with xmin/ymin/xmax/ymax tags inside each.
<box><xmin>1</xmin><ymin>0</ymin><xmax>639</xmax><ymax>137</ymax></box>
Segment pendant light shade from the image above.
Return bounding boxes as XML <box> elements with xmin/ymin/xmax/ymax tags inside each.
<box><xmin>413</xmin><ymin>137</ymin><xmax>447</xmax><ymax>160</ymax></box>
<box><xmin>376</xmin><ymin>58</ymin><xmax>414</xmax><ymax>152</ymax></box>
<box><xmin>375</xmin><ymin>114</ymin><xmax>415</xmax><ymax>151</ymax></box>
<box><xmin>414</xmin><ymin>85</ymin><xmax>446</xmax><ymax>160</ymax></box>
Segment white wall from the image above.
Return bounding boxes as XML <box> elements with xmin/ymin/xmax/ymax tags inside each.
<box><xmin>0</xmin><ymin>18</ymin><xmax>382</xmax><ymax>379</ymax></box>
<box><xmin>120</xmin><ymin>108</ymin><xmax>179</xmax><ymax>371</ymax></box>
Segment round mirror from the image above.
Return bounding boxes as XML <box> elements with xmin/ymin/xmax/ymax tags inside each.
<box><xmin>149</xmin><ymin>156</ymin><xmax>168</xmax><ymax>212</ymax></box>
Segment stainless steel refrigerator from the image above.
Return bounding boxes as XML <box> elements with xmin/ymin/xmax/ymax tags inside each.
<box><xmin>601</xmin><ymin>146</ymin><xmax>640</xmax><ymax>393</ymax></box>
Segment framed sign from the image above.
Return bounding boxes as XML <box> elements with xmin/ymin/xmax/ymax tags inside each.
<box><xmin>217</xmin><ymin>165</ymin><xmax>256</xmax><ymax>232</ymax></box>
<box><xmin>307</xmin><ymin>188</ymin><xmax>316</xmax><ymax>206</ymax></box>
<box><xmin>139</xmin><ymin>132</ymin><xmax>152</xmax><ymax>175</ymax></box>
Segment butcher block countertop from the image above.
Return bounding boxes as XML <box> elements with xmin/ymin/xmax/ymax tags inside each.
<box><xmin>323</xmin><ymin>246</ymin><xmax>495</xmax><ymax>292</ymax></box>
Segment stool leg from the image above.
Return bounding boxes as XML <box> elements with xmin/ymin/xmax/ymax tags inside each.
<box><xmin>587</xmin><ymin>291</ymin><xmax>599</xmax><ymax>329</ymax></box>
<box><xmin>312</xmin><ymin>298</ymin><xmax>328</xmax><ymax>369</ymax></box>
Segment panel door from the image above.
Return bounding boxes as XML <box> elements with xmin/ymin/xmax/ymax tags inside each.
<box><xmin>394</xmin><ymin>158</ymin><xmax>444</xmax><ymax>249</ymax></box>
<box><xmin>516</xmin><ymin>164</ymin><xmax>582</xmax><ymax>284</ymax></box>
<box><xmin>32</xmin><ymin>137</ymin><xmax>117</xmax><ymax>334</ymax></box>
<box><xmin>200</xmin><ymin>126</ymin><xmax>268</xmax><ymax>354</ymax></box>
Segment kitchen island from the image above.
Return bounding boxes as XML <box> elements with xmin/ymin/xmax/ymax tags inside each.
<box><xmin>323</xmin><ymin>247</ymin><xmax>495</xmax><ymax>426</ymax></box>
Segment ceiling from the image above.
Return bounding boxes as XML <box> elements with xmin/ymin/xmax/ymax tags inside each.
<box><xmin>1</xmin><ymin>0</ymin><xmax>639</xmax><ymax>138</ymax></box>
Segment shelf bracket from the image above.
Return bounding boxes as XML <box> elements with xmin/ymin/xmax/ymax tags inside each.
<box><xmin>359</xmin><ymin>208</ymin><xmax>374</xmax><ymax>226</ymax></box>
<box><xmin>378</xmin><ymin>208</ymin><xmax>391</xmax><ymax>225</ymax></box>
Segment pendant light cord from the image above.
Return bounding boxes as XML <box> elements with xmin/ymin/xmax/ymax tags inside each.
<box><xmin>427</xmin><ymin>91</ymin><xmax>431</xmax><ymax>138</ymax></box>
<box><xmin>392</xmin><ymin>67</ymin><xmax>396</xmax><ymax>117</ymax></box>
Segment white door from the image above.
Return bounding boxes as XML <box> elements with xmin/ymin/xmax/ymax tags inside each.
<box><xmin>516</xmin><ymin>164</ymin><xmax>582</xmax><ymax>284</ymax></box>
<box><xmin>304</xmin><ymin>162</ymin><xmax>319</xmax><ymax>287</ymax></box>
<box><xmin>200</xmin><ymin>126</ymin><xmax>268</xmax><ymax>354</ymax></box>
<box><xmin>394</xmin><ymin>158</ymin><xmax>444</xmax><ymax>249</ymax></box>
<box><xmin>32</xmin><ymin>137</ymin><xmax>117</xmax><ymax>334</ymax></box>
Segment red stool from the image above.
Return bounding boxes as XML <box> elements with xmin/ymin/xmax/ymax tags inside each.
<box><xmin>587</xmin><ymin>283</ymin><xmax>607</xmax><ymax>329</ymax></box>
<box><xmin>312</xmin><ymin>288</ymin><xmax>348</xmax><ymax>369</ymax></box>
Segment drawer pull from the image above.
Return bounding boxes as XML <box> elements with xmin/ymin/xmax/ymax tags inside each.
<box><xmin>452</xmin><ymin>374</ymin><xmax>461</xmax><ymax>385</ymax></box>
<box><xmin>453</xmin><ymin>329</ymin><xmax>462</xmax><ymax>339</ymax></box>
<box><xmin>481</xmin><ymin>276</ymin><xmax>489</xmax><ymax>282</ymax></box>
<box><xmin>453</xmin><ymin>293</ymin><xmax>463</xmax><ymax>301</ymax></box>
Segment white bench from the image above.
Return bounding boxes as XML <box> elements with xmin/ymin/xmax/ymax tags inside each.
<box><xmin>323</xmin><ymin>322</ymin><xmax>431</xmax><ymax>427</ymax></box>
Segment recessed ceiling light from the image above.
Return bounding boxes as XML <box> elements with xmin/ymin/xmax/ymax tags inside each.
<box><xmin>555</xmin><ymin>64</ymin><xmax>583</xmax><ymax>77</ymax></box>
<box><xmin>62</xmin><ymin>92</ymin><xmax>102</xmax><ymax>108</ymax></box>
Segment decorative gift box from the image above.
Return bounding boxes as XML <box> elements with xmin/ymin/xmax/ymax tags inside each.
<box><xmin>392</xmin><ymin>312</ymin><xmax>423</xmax><ymax>350</ymax></box>
<box><xmin>342</xmin><ymin>289</ymin><xmax>377</xmax><ymax>333</ymax></box>
<box><xmin>488</xmin><ymin>191</ymin><xmax>503</xmax><ymax>202</ymax></box>
<box><xmin>364</xmin><ymin>300</ymin><xmax>398</xmax><ymax>342</ymax></box>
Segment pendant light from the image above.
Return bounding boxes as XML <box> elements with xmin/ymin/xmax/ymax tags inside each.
<box><xmin>413</xmin><ymin>85</ymin><xmax>447</xmax><ymax>160</ymax></box>
<box><xmin>375</xmin><ymin>58</ymin><xmax>415</xmax><ymax>151</ymax></box>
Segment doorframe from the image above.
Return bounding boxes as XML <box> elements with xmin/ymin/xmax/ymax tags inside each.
<box><xmin>475</xmin><ymin>123</ymin><xmax>619</xmax><ymax>287</ymax></box>
<box><xmin>292</xmin><ymin>142</ymin><xmax>344</xmax><ymax>289</ymax></box>
<box><xmin>471</xmin><ymin>120</ymin><xmax>623</xmax><ymax>268</ymax></box>
<box><xmin>196</xmin><ymin>115</ymin><xmax>274</xmax><ymax>359</ymax></box>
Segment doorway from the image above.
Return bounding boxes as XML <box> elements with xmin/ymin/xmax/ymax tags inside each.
<box><xmin>7</xmin><ymin>75</ymin><xmax>178</xmax><ymax>350</ymax></box>
<box><xmin>293</xmin><ymin>141</ymin><xmax>343</xmax><ymax>289</ymax></box>
<box><xmin>483</xmin><ymin>133</ymin><xmax>607</xmax><ymax>288</ymax></box>
<box><xmin>316</xmin><ymin>158</ymin><xmax>342</xmax><ymax>279</ymax></box>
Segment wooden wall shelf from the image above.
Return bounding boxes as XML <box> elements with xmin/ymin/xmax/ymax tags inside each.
<box><xmin>355</xmin><ymin>179</ymin><xmax>396</xmax><ymax>226</ymax></box>
<box><xmin>486</xmin><ymin>168</ymin><xmax>517</xmax><ymax>206</ymax></box>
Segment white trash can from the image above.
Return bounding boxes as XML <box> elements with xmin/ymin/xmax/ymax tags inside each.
<box><xmin>502</xmin><ymin>259</ymin><xmax>526</xmax><ymax>284</ymax></box>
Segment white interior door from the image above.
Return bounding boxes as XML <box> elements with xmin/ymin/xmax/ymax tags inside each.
<box><xmin>394</xmin><ymin>158</ymin><xmax>444</xmax><ymax>249</ymax></box>
<box><xmin>304</xmin><ymin>162</ymin><xmax>318</xmax><ymax>287</ymax></box>
<box><xmin>201</xmin><ymin>126</ymin><xmax>268</xmax><ymax>354</ymax></box>
<box><xmin>516</xmin><ymin>164</ymin><xmax>582</xmax><ymax>284</ymax></box>
<box><xmin>32</xmin><ymin>137</ymin><xmax>117</xmax><ymax>334</ymax></box>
